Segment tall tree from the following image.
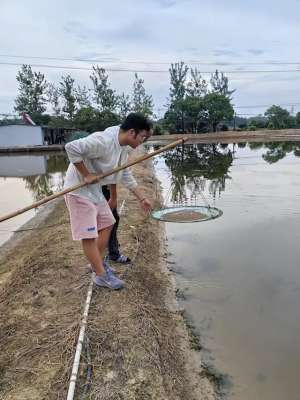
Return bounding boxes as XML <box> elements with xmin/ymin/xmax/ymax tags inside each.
<box><xmin>210</xmin><ymin>70</ymin><xmax>235</xmax><ymax>99</ymax></box>
<box><xmin>186</xmin><ymin>68</ymin><xmax>208</xmax><ymax>97</ymax></box>
<box><xmin>203</xmin><ymin>93</ymin><xmax>234</xmax><ymax>132</ymax></box>
<box><xmin>14</xmin><ymin>64</ymin><xmax>48</xmax><ymax>116</ymax></box>
<box><xmin>59</xmin><ymin>75</ymin><xmax>77</xmax><ymax>120</ymax></box>
<box><xmin>296</xmin><ymin>111</ymin><xmax>300</xmax><ymax>127</ymax></box>
<box><xmin>47</xmin><ymin>83</ymin><xmax>61</xmax><ymax>116</ymax></box>
<box><xmin>132</xmin><ymin>73</ymin><xmax>153</xmax><ymax>117</ymax></box>
<box><xmin>90</xmin><ymin>65</ymin><xmax>118</xmax><ymax>112</ymax></box>
<box><xmin>75</xmin><ymin>85</ymin><xmax>91</xmax><ymax>107</ymax></box>
<box><xmin>264</xmin><ymin>105</ymin><xmax>293</xmax><ymax>129</ymax></box>
<box><xmin>168</xmin><ymin>61</ymin><xmax>189</xmax><ymax>104</ymax></box>
<box><xmin>118</xmin><ymin>92</ymin><xmax>132</xmax><ymax>120</ymax></box>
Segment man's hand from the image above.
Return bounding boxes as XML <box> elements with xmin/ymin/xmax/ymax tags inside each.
<box><xmin>84</xmin><ymin>173</ymin><xmax>99</xmax><ymax>184</ymax></box>
<box><xmin>140</xmin><ymin>198</ymin><xmax>152</xmax><ymax>213</ymax></box>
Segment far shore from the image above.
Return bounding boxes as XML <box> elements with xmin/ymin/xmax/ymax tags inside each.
<box><xmin>1</xmin><ymin>128</ymin><xmax>300</xmax><ymax>153</ymax></box>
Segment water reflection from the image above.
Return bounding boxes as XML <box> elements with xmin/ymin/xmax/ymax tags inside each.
<box><xmin>22</xmin><ymin>154</ymin><xmax>68</xmax><ymax>201</ymax></box>
<box><xmin>0</xmin><ymin>153</ymin><xmax>68</xmax><ymax>201</ymax></box>
<box><xmin>157</xmin><ymin>141</ymin><xmax>300</xmax><ymax>400</ymax></box>
<box><xmin>0</xmin><ymin>153</ymin><xmax>68</xmax><ymax>246</ymax></box>
<box><xmin>163</xmin><ymin>144</ymin><xmax>233</xmax><ymax>204</ymax></box>
<box><xmin>261</xmin><ymin>141</ymin><xmax>300</xmax><ymax>164</ymax></box>
<box><xmin>155</xmin><ymin>141</ymin><xmax>300</xmax><ymax>208</ymax></box>
<box><xmin>237</xmin><ymin>141</ymin><xmax>300</xmax><ymax>163</ymax></box>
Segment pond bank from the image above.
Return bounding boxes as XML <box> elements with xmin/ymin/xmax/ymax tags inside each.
<box><xmin>0</xmin><ymin>150</ymin><xmax>217</xmax><ymax>399</ymax></box>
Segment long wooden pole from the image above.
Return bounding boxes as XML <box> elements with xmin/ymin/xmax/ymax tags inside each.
<box><xmin>0</xmin><ymin>138</ymin><xmax>188</xmax><ymax>223</ymax></box>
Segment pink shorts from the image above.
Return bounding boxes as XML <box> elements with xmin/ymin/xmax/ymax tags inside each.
<box><xmin>64</xmin><ymin>194</ymin><xmax>115</xmax><ymax>240</ymax></box>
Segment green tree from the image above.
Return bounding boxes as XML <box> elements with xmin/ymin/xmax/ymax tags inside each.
<box><xmin>247</xmin><ymin>115</ymin><xmax>267</xmax><ymax>129</ymax></box>
<box><xmin>296</xmin><ymin>112</ymin><xmax>300</xmax><ymax>127</ymax></box>
<box><xmin>264</xmin><ymin>105</ymin><xmax>293</xmax><ymax>129</ymax></box>
<box><xmin>59</xmin><ymin>75</ymin><xmax>77</xmax><ymax>120</ymax></box>
<box><xmin>73</xmin><ymin>107</ymin><xmax>120</xmax><ymax>132</ymax></box>
<box><xmin>203</xmin><ymin>93</ymin><xmax>234</xmax><ymax>132</ymax></box>
<box><xmin>47</xmin><ymin>83</ymin><xmax>61</xmax><ymax>116</ymax></box>
<box><xmin>132</xmin><ymin>73</ymin><xmax>153</xmax><ymax>117</ymax></box>
<box><xmin>73</xmin><ymin>106</ymin><xmax>99</xmax><ymax>132</ymax></box>
<box><xmin>75</xmin><ymin>85</ymin><xmax>91</xmax><ymax>107</ymax></box>
<box><xmin>186</xmin><ymin>68</ymin><xmax>208</xmax><ymax>97</ymax></box>
<box><xmin>165</xmin><ymin>62</ymin><xmax>189</xmax><ymax>133</ymax></box>
<box><xmin>14</xmin><ymin>64</ymin><xmax>48</xmax><ymax>117</ymax></box>
<box><xmin>178</xmin><ymin>96</ymin><xmax>206</xmax><ymax>133</ymax></box>
<box><xmin>118</xmin><ymin>92</ymin><xmax>132</xmax><ymax>120</ymax></box>
<box><xmin>169</xmin><ymin>61</ymin><xmax>189</xmax><ymax>104</ymax></box>
<box><xmin>90</xmin><ymin>65</ymin><xmax>118</xmax><ymax>112</ymax></box>
<box><xmin>210</xmin><ymin>70</ymin><xmax>235</xmax><ymax>99</ymax></box>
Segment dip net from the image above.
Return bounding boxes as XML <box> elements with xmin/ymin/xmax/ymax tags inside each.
<box><xmin>151</xmin><ymin>166</ymin><xmax>223</xmax><ymax>223</ymax></box>
<box><xmin>151</xmin><ymin>205</ymin><xmax>222</xmax><ymax>223</ymax></box>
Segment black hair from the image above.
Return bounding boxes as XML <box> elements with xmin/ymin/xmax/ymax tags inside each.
<box><xmin>120</xmin><ymin>113</ymin><xmax>152</xmax><ymax>135</ymax></box>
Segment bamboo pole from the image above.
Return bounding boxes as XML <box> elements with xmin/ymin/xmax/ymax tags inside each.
<box><xmin>0</xmin><ymin>137</ymin><xmax>188</xmax><ymax>223</ymax></box>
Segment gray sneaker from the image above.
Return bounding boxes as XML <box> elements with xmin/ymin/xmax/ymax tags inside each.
<box><xmin>103</xmin><ymin>258</ymin><xmax>116</xmax><ymax>274</ymax></box>
<box><xmin>87</xmin><ymin>260</ymin><xmax>116</xmax><ymax>274</ymax></box>
<box><xmin>93</xmin><ymin>272</ymin><xmax>125</xmax><ymax>290</ymax></box>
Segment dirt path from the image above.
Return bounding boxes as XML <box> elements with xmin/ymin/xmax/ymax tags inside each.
<box><xmin>149</xmin><ymin>129</ymin><xmax>300</xmax><ymax>144</ymax></box>
<box><xmin>0</xmin><ymin>154</ymin><xmax>216</xmax><ymax>399</ymax></box>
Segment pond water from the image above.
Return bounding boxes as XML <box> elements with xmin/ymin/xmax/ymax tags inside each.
<box><xmin>1</xmin><ymin>142</ymin><xmax>300</xmax><ymax>400</ymax></box>
<box><xmin>0</xmin><ymin>153</ymin><xmax>68</xmax><ymax>246</ymax></box>
<box><xmin>152</xmin><ymin>141</ymin><xmax>300</xmax><ymax>400</ymax></box>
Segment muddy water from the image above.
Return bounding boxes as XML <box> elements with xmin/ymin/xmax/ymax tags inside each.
<box><xmin>154</xmin><ymin>142</ymin><xmax>300</xmax><ymax>400</ymax></box>
<box><xmin>0</xmin><ymin>153</ymin><xmax>68</xmax><ymax>246</ymax></box>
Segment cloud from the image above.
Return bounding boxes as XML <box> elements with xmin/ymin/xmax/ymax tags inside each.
<box><xmin>248</xmin><ymin>49</ymin><xmax>265</xmax><ymax>55</ymax></box>
<box><xmin>214</xmin><ymin>49</ymin><xmax>241</xmax><ymax>58</ymax></box>
<box><xmin>0</xmin><ymin>0</ymin><xmax>300</xmax><ymax>115</ymax></box>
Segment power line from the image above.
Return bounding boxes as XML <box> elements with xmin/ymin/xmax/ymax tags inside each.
<box><xmin>1</xmin><ymin>54</ymin><xmax>300</xmax><ymax>66</ymax></box>
<box><xmin>0</xmin><ymin>61</ymin><xmax>300</xmax><ymax>74</ymax></box>
<box><xmin>235</xmin><ymin>102</ymin><xmax>300</xmax><ymax>109</ymax></box>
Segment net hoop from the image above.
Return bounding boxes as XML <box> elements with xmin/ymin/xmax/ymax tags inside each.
<box><xmin>151</xmin><ymin>206</ymin><xmax>223</xmax><ymax>223</ymax></box>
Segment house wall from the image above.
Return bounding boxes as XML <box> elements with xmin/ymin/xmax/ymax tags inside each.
<box><xmin>0</xmin><ymin>125</ymin><xmax>44</xmax><ymax>147</ymax></box>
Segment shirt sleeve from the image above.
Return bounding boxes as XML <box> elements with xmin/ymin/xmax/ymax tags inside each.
<box><xmin>121</xmin><ymin>168</ymin><xmax>138</xmax><ymax>189</ymax></box>
<box><xmin>65</xmin><ymin>132</ymin><xmax>106</xmax><ymax>163</ymax></box>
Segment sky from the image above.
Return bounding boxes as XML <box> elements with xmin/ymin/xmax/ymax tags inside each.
<box><xmin>1</xmin><ymin>0</ymin><xmax>300</xmax><ymax>118</ymax></box>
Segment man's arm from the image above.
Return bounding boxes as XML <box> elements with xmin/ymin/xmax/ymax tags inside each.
<box><xmin>73</xmin><ymin>161</ymin><xmax>99</xmax><ymax>184</ymax></box>
<box><xmin>130</xmin><ymin>186</ymin><xmax>152</xmax><ymax>213</ymax></box>
<box><xmin>108</xmin><ymin>184</ymin><xmax>117</xmax><ymax>209</ymax></box>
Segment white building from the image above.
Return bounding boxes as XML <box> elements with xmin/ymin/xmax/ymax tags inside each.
<box><xmin>0</xmin><ymin>125</ymin><xmax>44</xmax><ymax>147</ymax></box>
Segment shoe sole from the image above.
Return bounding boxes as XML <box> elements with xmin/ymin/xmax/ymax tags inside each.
<box><xmin>93</xmin><ymin>281</ymin><xmax>124</xmax><ymax>290</ymax></box>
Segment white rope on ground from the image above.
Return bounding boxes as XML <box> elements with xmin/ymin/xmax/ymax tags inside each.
<box><xmin>119</xmin><ymin>199</ymin><xmax>126</xmax><ymax>216</ymax></box>
<box><xmin>66</xmin><ymin>277</ymin><xmax>94</xmax><ymax>400</ymax></box>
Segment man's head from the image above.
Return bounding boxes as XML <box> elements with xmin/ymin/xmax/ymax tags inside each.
<box><xmin>120</xmin><ymin>113</ymin><xmax>153</xmax><ymax>148</ymax></box>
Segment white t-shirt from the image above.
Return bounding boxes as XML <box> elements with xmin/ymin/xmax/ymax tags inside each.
<box><xmin>64</xmin><ymin>125</ymin><xmax>137</xmax><ymax>203</ymax></box>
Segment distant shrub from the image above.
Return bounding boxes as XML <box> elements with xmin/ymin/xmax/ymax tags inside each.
<box><xmin>66</xmin><ymin>131</ymin><xmax>90</xmax><ymax>142</ymax></box>
<box><xmin>153</xmin><ymin>124</ymin><xmax>164</xmax><ymax>135</ymax></box>
<box><xmin>220</xmin><ymin>124</ymin><xmax>229</xmax><ymax>131</ymax></box>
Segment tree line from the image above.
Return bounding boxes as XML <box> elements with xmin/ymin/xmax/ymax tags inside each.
<box><xmin>4</xmin><ymin>62</ymin><xmax>300</xmax><ymax>134</ymax></box>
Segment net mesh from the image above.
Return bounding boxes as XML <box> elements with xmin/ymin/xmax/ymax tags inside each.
<box><xmin>151</xmin><ymin>206</ymin><xmax>222</xmax><ymax>223</ymax></box>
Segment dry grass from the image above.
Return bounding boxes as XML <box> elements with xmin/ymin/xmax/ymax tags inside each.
<box><xmin>0</xmin><ymin>155</ymin><xmax>216</xmax><ymax>400</ymax></box>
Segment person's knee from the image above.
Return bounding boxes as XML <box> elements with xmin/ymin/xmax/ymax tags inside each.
<box><xmin>81</xmin><ymin>237</ymin><xmax>98</xmax><ymax>251</ymax></box>
<box><xmin>99</xmin><ymin>224</ymin><xmax>114</xmax><ymax>234</ymax></box>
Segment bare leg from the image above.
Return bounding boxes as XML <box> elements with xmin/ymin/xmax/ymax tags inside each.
<box><xmin>82</xmin><ymin>225</ymin><xmax>113</xmax><ymax>276</ymax></box>
<box><xmin>97</xmin><ymin>225</ymin><xmax>113</xmax><ymax>255</ymax></box>
<box><xmin>82</xmin><ymin>238</ymin><xmax>105</xmax><ymax>276</ymax></box>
